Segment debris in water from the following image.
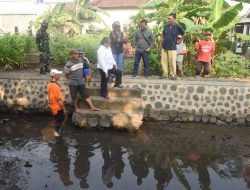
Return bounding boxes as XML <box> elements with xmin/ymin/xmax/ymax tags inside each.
<box><xmin>24</xmin><ymin>161</ymin><xmax>32</xmax><ymax>168</ymax></box>
<box><xmin>0</xmin><ymin>119</ymin><xmax>10</xmax><ymax>124</ymax></box>
<box><xmin>210</xmin><ymin>135</ymin><xmax>216</xmax><ymax>142</ymax></box>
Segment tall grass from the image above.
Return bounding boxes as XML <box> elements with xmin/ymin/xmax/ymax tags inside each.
<box><xmin>50</xmin><ymin>32</ymin><xmax>108</xmax><ymax>65</ymax></box>
<box><xmin>0</xmin><ymin>33</ymin><xmax>36</xmax><ymax>70</ymax></box>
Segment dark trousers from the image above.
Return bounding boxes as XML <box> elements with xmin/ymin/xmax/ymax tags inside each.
<box><xmin>54</xmin><ymin>109</ymin><xmax>65</xmax><ymax>129</ymax></box>
<box><xmin>99</xmin><ymin>68</ymin><xmax>122</xmax><ymax>97</ymax></box>
<box><xmin>133</xmin><ymin>51</ymin><xmax>149</xmax><ymax>77</ymax></box>
<box><xmin>196</xmin><ymin>61</ymin><xmax>211</xmax><ymax>76</ymax></box>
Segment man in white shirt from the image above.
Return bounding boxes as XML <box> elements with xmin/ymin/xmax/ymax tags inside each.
<box><xmin>97</xmin><ymin>37</ymin><xmax>122</xmax><ymax>99</ymax></box>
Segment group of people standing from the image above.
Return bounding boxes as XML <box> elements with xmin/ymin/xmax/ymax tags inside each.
<box><xmin>105</xmin><ymin>12</ymin><xmax>215</xmax><ymax>80</ymax></box>
<box><xmin>40</xmin><ymin>13</ymin><xmax>216</xmax><ymax>136</ymax></box>
<box><xmin>36</xmin><ymin>12</ymin><xmax>216</xmax><ymax>81</ymax></box>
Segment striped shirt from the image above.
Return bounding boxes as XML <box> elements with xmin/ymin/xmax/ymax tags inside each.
<box><xmin>64</xmin><ymin>60</ymin><xmax>84</xmax><ymax>85</ymax></box>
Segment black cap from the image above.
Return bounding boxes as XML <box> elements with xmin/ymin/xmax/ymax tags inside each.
<box><xmin>77</xmin><ymin>48</ymin><xmax>84</xmax><ymax>54</ymax></box>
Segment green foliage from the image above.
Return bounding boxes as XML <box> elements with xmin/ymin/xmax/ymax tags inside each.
<box><xmin>32</xmin><ymin>0</ymin><xmax>108</xmax><ymax>37</ymax></box>
<box><xmin>77</xmin><ymin>33</ymin><xmax>108</xmax><ymax>63</ymax></box>
<box><xmin>211</xmin><ymin>2</ymin><xmax>242</xmax><ymax>39</ymax></box>
<box><xmin>50</xmin><ymin>32</ymin><xmax>73</xmax><ymax>65</ymax></box>
<box><xmin>126</xmin><ymin>9</ymin><xmax>147</xmax><ymax>43</ymax></box>
<box><xmin>125</xmin><ymin>0</ymin><xmax>247</xmax><ymax>78</ymax></box>
<box><xmin>212</xmin><ymin>51</ymin><xmax>250</xmax><ymax>78</ymax></box>
<box><xmin>0</xmin><ymin>33</ymin><xmax>36</xmax><ymax>70</ymax></box>
<box><xmin>148</xmin><ymin>49</ymin><xmax>162</xmax><ymax>75</ymax></box>
<box><xmin>31</xmin><ymin>4</ymin><xmax>79</xmax><ymax>37</ymax></box>
<box><xmin>208</xmin><ymin>0</ymin><xmax>223</xmax><ymax>22</ymax></box>
<box><xmin>50</xmin><ymin>32</ymin><xmax>107</xmax><ymax>65</ymax></box>
<box><xmin>123</xmin><ymin>52</ymin><xmax>162</xmax><ymax>76</ymax></box>
<box><xmin>124</xmin><ymin>57</ymin><xmax>134</xmax><ymax>75</ymax></box>
<box><xmin>183</xmin><ymin>45</ymin><xmax>197</xmax><ymax>77</ymax></box>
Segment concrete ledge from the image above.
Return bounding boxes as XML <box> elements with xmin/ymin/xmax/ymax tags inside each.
<box><xmin>1</xmin><ymin>72</ymin><xmax>250</xmax><ymax>87</ymax></box>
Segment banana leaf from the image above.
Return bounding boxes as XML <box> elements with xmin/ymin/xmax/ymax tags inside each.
<box><xmin>184</xmin><ymin>6</ymin><xmax>212</xmax><ymax>18</ymax></box>
<box><xmin>142</xmin><ymin>0</ymin><xmax>165</xmax><ymax>8</ymax></box>
<box><xmin>208</xmin><ymin>0</ymin><xmax>224</xmax><ymax>22</ymax></box>
<box><xmin>235</xmin><ymin>33</ymin><xmax>250</xmax><ymax>40</ymax></box>
<box><xmin>212</xmin><ymin>2</ymin><xmax>243</xmax><ymax>29</ymax></box>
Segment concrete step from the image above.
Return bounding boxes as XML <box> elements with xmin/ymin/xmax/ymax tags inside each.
<box><xmin>86</xmin><ymin>87</ymin><xmax>141</xmax><ymax>98</ymax></box>
<box><xmin>78</xmin><ymin>96</ymin><xmax>143</xmax><ymax>111</ymax></box>
<box><xmin>72</xmin><ymin>109</ymin><xmax>143</xmax><ymax>131</ymax></box>
<box><xmin>74</xmin><ymin>85</ymin><xmax>143</xmax><ymax>130</ymax></box>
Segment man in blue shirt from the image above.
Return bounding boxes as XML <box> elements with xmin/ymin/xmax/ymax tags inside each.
<box><xmin>159</xmin><ymin>13</ymin><xmax>185</xmax><ymax>79</ymax></box>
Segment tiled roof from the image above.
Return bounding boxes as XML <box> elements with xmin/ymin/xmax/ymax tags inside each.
<box><xmin>90</xmin><ymin>0</ymin><xmax>149</xmax><ymax>8</ymax></box>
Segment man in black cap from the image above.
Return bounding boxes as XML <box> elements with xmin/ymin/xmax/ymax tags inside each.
<box><xmin>36</xmin><ymin>20</ymin><xmax>50</xmax><ymax>75</ymax></box>
<box><xmin>64</xmin><ymin>49</ymin><xmax>100</xmax><ymax>112</ymax></box>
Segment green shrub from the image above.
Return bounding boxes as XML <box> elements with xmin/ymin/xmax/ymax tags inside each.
<box><xmin>148</xmin><ymin>49</ymin><xmax>162</xmax><ymax>76</ymax></box>
<box><xmin>77</xmin><ymin>33</ymin><xmax>108</xmax><ymax>63</ymax></box>
<box><xmin>123</xmin><ymin>49</ymin><xmax>162</xmax><ymax>76</ymax></box>
<box><xmin>0</xmin><ymin>33</ymin><xmax>36</xmax><ymax>70</ymax></box>
<box><xmin>212</xmin><ymin>51</ymin><xmax>250</xmax><ymax>78</ymax></box>
<box><xmin>50</xmin><ymin>32</ymin><xmax>72</xmax><ymax>65</ymax></box>
<box><xmin>50</xmin><ymin>32</ymin><xmax>107</xmax><ymax>65</ymax></box>
<box><xmin>218</xmin><ymin>39</ymin><xmax>249</xmax><ymax>54</ymax></box>
<box><xmin>183</xmin><ymin>45</ymin><xmax>197</xmax><ymax>77</ymax></box>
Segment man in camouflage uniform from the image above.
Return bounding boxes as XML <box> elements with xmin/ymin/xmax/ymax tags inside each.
<box><xmin>36</xmin><ymin>20</ymin><xmax>50</xmax><ymax>74</ymax></box>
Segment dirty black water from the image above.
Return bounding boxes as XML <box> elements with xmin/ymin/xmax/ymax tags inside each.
<box><xmin>1</xmin><ymin>114</ymin><xmax>250</xmax><ymax>190</ymax></box>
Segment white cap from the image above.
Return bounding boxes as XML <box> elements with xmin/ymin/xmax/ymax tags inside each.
<box><xmin>50</xmin><ymin>69</ymin><xmax>63</xmax><ymax>77</ymax></box>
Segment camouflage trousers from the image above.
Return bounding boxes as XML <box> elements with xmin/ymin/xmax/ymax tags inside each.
<box><xmin>39</xmin><ymin>53</ymin><xmax>50</xmax><ymax>70</ymax></box>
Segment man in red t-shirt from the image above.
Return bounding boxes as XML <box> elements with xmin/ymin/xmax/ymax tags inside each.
<box><xmin>195</xmin><ymin>31</ymin><xmax>215</xmax><ymax>78</ymax></box>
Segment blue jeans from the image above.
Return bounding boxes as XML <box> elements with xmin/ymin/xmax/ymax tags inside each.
<box><xmin>112</xmin><ymin>53</ymin><xmax>124</xmax><ymax>72</ymax></box>
<box><xmin>133</xmin><ymin>51</ymin><xmax>149</xmax><ymax>77</ymax></box>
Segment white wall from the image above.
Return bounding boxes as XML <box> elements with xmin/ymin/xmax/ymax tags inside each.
<box><xmin>0</xmin><ymin>0</ymin><xmax>74</xmax><ymax>34</ymax></box>
<box><xmin>0</xmin><ymin>1</ymin><xmax>153</xmax><ymax>34</ymax></box>
<box><xmin>0</xmin><ymin>4</ymin><xmax>61</xmax><ymax>34</ymax></box>
<box><xmin>0</xmin><ymin>15</ymin><xmax>37</xmax><ymax>34</ymax></box>
<box><xmin>94</xmin><ymin>9</ymin><xmax>154</xmax><ymax>31</ymax></box>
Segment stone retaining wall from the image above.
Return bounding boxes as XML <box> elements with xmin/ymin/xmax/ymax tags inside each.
<box><xmin>121</xmin><ymin>78</ymin><xmax>250</xmax><ymax>126</ymax></box>
<box><xmin>1</xmin><ymin>73</ymin><xmax>250</xmax><ymax>126</ymax></box>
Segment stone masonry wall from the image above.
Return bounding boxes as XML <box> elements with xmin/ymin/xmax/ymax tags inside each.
<box><xmin>121</xmin><ymin>78</ymin><xmax>250</xmax><ymax>126</ymax></box>
<box><xmin>0</xmin><ymin>73</ymin><xmax>250</xmax><ymax>126</ymax></box>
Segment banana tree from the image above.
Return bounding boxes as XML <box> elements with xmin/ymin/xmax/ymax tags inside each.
<box><xmin>143</xmin><ymin>0</ymin><xmax>243</xmax><ymax>41</ymax></box>
<box><xmin>32</xmin><ymin>0</ymin><xmax>108</xmax><ymax>36</ymax></box>
<box><xmin>142</xmin><ymin>0</ymin><xmax>212</xmax><ymax>44</ymax></box>
<box><xmin>31</xmin><ymin>4</ymin><xmax>79</xmax><ymax>36</ymax></box>
<box><xmin>67</xmin><ymin>0</ymin><xmax>109</xmax><ymax>34</ymax></box>
<box><xmin>75</xmin><ymin>0</ymin><xmax>108</xmax><ymax>24</ymax></box>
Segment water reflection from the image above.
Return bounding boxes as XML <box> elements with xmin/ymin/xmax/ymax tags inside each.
<box><xmin>0</xmin><ymin>115</ymin><xmax>250</xmax><ymax>189</ymax></box>
<box><xmin>49</xmin><ymin>138</ymin><xmax>73</xmax><ymax>187</ymax></box>
<box><xmin>129</xmin><ymin>150</ymin><xmax>149</xmax><ymax>186</ymax></box>
<box><xmin>99</xmin><ymin>134</ymin><xmax>126</xmax><ymax>188</ymax></box>
<box><xmin>74</xmin><ymin>135</ymin><xmax>94</xmax><ymax>188</ymax></box>
<box><xmin>245</xmin><ymin>156</ymin><xmax>250</xmax><ymax>188</ymax></box>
